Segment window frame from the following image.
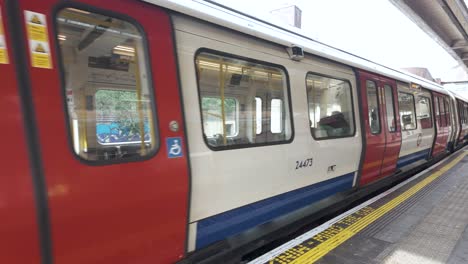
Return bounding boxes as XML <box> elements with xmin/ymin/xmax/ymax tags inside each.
<box><xmin>383</xmin><ymin>84</ymin><xmax>398</xmax><ymax>133</ymax></box>
<box><xmin>194</xmin><ymin>48</ymin><xmax>295</xmax><ymax>151</ymax></box>
<box><xmin>305</xmin><ymin>71</ymin><xmax>356</xmax><ymax>141</ymax></box>
<box><xmin>398</xmin><ymin>91</ymin><xmax>418</xmax><ymax>131</ymax></box>
<box><xmin>53</xmin><ymin>4</ymin><xmax>160</xmax><ymax>165</ymax></box>
<box><xmin>366</xmin><ymin>80</ymin><xmax>381</xmax><ymax>135</ymax></box>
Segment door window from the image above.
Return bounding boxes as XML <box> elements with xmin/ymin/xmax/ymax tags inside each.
<box><xmin>445</xmin><ymin>98</ymin><xmax>451</xmax><ymax>126</ymax></box>
<box><xmin>398</xmin><ymin>92</ymin><xmax>417</xmax><ymax>130</ymax></box>
<box><xmin>416</xmin><ymin>96</ymin><xmax>432</xmax><ymax>129</ymax></box>
<box><xmin>438</xmin><ymin>97</ymin><xmax>446</xmax><ymax>127</ymax></box>
<box><xmin>384</xmin><ymin>84</ymin><xmax>396</xmax><ymax>132</ymax></box>
<box><xmin>366</xmin><ymin>81</ymin><xmax>380</xmax><ymax>134</ymax></box>
<box><xmin>56</xmin><ymin>8</ymin><xmax>158</xmax><ymax>162</ymax></box>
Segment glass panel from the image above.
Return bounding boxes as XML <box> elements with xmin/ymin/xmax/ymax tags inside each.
<box><xmin>196</xmin><ymin>52</ymin><xmax>292</xmax><ymax>148</ymax></box>
<box><xmin>435</xmin><ymin>97</ymin><xmax>440</xmax><ymax>126</ymax></box>
<box><xmin>366</xmin><ymin>81</ymin><xmax>380</xmax><ymax>134</ymax></box>
<box><xmin>416</xmin><ymin>96</ymin><xmax>432</xmax><ymax>129</ymax></box>
<box><xmin>306</xmin><ymin>73</ymin><xmax>354</xmax><ymax>139</ymax></box>
<box><xmin>271</xmin><ymin>99</ymin><xmax>282</xmax><ymax>133</ymax></box>
<box><xmin>398</xmin><ymin>92</ymin><xmax>417</xmax><ymax>130</ymax></box>
<box><xmin>255</xmin><ymin>97</ymin><xmax>262</xmax><ymax>134</ymax></box>
<box><xmin>445</xmin><ymin>98</ymin><xmax>451</xmax><ymax>126</ymax></box>
<box><xmin>201</xmin><ymin>97</ymin><xmax>238</xmax><ymax>137</ymax></box>
<box><xmin>439</xmin><ymin>97</ymin><xmax>446</xmax><ymax>127</ymax></box>
<box><xmin>384</xmin><ymin>85</ymin><xmax>396</xmax><ymax>132</ymax></box>
<box><xmin>57</xmin><ymin>8</ymin><xmax>157</xmax><ymax>161</ymax></box>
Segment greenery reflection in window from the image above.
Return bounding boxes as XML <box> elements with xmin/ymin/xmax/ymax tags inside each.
<box><xmin>202</xmin><ymin>97</ymin><xmax>238</xmax><ymax>138</ymax></box>
<box><xmin>96</xmin><ymin>90</ymin><xmax>150</xmax><ymax>144</ymax></box>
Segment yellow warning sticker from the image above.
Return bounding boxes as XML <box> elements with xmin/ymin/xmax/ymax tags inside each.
<box><xmin>28</xmin><ymin>24</ymin><xmax>48</xmax><ymax>42</ymax></box>
<box><xmin>24</xmin><ymin>10</ymin><xmax>51</xmax><ymax>69</ymax></box>
<box><xmin>0</xmin><ymin>6</ymin><xmax>9</xmax><ymax>64</ymax></box>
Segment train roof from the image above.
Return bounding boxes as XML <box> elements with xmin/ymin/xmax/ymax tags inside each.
<box><xmin>145</xmin><ymin>0</ymin><xmax>449</xmax><ymax>94</ymax></box>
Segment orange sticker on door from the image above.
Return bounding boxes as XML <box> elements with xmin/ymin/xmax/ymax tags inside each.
<box><xmin>0</xmin><ymin>6</ymin><xmax>9</xmax><ymax>64</ymax></box>
<box><xmin>24</xmin><ymin>10</ymin><xmax>51</xmax><ymax>69</ymax></box>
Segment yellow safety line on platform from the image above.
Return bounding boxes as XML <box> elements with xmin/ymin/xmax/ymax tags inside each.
<box><xmin>269</xmin><ymin>152</ymin><xmax>467</xmax><ymax>264</ymax></box>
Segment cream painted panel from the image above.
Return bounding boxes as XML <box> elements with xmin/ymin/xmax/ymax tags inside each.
<box><xmin>174</xmin><ymin>15</ymin><xmax>361</xmax><ymax>223</ymax></box>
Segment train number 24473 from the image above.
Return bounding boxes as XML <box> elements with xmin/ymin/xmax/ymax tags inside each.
<box><xmin>295</xmin><ymin>158</ymin><xmax>313</xmax><ymax>170</ymax></box>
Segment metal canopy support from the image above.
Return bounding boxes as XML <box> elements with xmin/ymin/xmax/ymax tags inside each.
<box><xmin>390</xmin><ymin>0</ymin><xmax>468</xmax><ymax>75</ymax></box>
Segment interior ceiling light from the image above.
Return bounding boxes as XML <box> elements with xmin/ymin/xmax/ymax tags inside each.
<box><xmin>114</xmin><ymin>45</ymin><xmax>135</xmax><ymax>52</ymax></box>
<box><xmin>58</xmin><ymin>34</ymin><xmax>67</xmax><ymax>41</ymax></box>
<box><xmin>68</xmin><ymin>8</ymin><xmax>91</xmax><ymax>14</ymax></box>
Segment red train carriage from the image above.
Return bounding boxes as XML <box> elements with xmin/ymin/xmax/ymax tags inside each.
<box><xmin>1</xmin><ymin>0</ymin><xmax>467</xmax><ymax>263</ymax></box>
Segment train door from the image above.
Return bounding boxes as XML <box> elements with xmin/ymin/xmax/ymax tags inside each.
<box><xmin>14</xmin><ymin>0</ymin><xmax>189</xmax><ymax>263</ymax></box>
<box><xmin>433</xmin><ymin>94</ymin><xmax>448</xmax><ymax>157</ymax></box>
<box><xmin>0</xmin><ymin>1</ymin><xmax>42</xmax><ymax>263</ymax></box>
<box><xmin>379</xmin><ymin>81</ymin><xmax>401</xmax><ymax>178</ymax></box>
<box><xmin>444</xmin><ymin>97</ymin><xmax>453</xmax><ymax>149</ymax></box>
<box><xmin>358</xmin><ymin>71</ymin><xmax>401</xmax><ymax>186</ymax></box>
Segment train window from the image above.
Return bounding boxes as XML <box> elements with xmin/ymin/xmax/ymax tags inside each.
<box><xmin>196</xmin><ymin>51</ymin><xmax>292</xmax><ymax>149</ymax></box>
<box><xmin>56</xmin><ymin>8</ymin><xmax>158</xmax><ymax>162</ymax></box>
<box><xmin>463</xmin><ymin>103</ymin><xmax>465</xmax><ymax>124</ymax></box>
<box><xmin>462</xmin><ymin>103</ymin><xmax>468</xmax><ymax>124</ymax></box>
<box><xmin>435</xmin><ymin>97</ymin><xmax>441</xmax><ymax>126</ymax></box>
<box><xmin>416</xmin><ymin>96</ymin><xmax>432</xmax><ymax>129</ymax></box>
<box><xmin>271</xmin><ymin>99</ymin><xmax>283</xmax><ymax>133</ymax></box>
<box><xmin>384</xmin><ymin>85</ymin><xmax>397</xmax><ymax>132</ymax></box>
<box><xmin>465</xmin><ymin>104</ymin><xmax>467</xmax><ymax>124</ymax></box>
<box><xmin>445</xmin><ymin>98</ymin><xmax>451</xmax><ymax>126</ymax></box>
<box><xmin>398</xmin><ymin>92</ymin><xmax>417</xmax><ymax>130</ymax></box>
<box><xmin>201</xmin><ymin>97</ymin><xmax>238</xmax><ymax>137</ymax></box>
<box><xmin>366</xmin><ymin>81</ymin><xmax>380</xmax><ymax>134</ymax></box>
<box><xmin>461</xmin><ymin>102</ymin><xmax>465</xmax><ymax>125</ymax></box>
<box><xmin>457</xmin><ymin>102</ymin><xmax>461</xmax><ymax>124</ymax></box>
<box><xmin>461</xmin><ymin>102</ymin><xmax>465</xmax><ymax>124</ymax></box>
<box><xmin>438</xmin><ymin>97</ymin><xmax>446</xmax><ymax>127</ymax></box>
<box><xmin>255</xmin><ymin>97</ymin><xmax>262</xmax><ymax>134</ymax></box>
<box><xmin>306</xmin><ymin>73</ymin><xmax>354</xmax><ymax>139</ymax></box>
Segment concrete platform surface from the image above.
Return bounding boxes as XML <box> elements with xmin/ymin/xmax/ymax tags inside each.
<box><xmin>249</xmin><ymin>150</ymin><xmax>468</xmax><ymax>264</ymax></box>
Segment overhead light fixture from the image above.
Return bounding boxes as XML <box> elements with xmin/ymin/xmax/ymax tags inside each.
<box><xmin>58</xmin><ymin>34</ymin><xmax>67</xmax><ymax>41</ymax></box>
<box><xmin>68</xmin><ymin>8</ymin><xmax>91</xmax><ymax>15</ymax></box>
<box><xmin>113</xmin><ymin>45</ymin><xmax>135</xmax><ymax>57</ymax></box>
<box><xmin>114</xmin><ymin>45</ymin><xmax>135</xmax><ymax>52</ymax></box>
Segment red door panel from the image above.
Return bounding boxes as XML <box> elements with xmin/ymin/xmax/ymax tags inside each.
<box><xmin>379</xmin><ymin>82</ymin><xmax>401</xmax><ymax>178</ymax></box>
<box><xmin>16</xmin><ymin>1</ymin><xmax>189</xmax><ymax>263</ymax></box>
<box><xmin>358</xmin><ymin>70</ymin><xmax>401</xmax><ymax>186</ymax></box>
<box><xmin>359</xmin><ymin>72</ymin><xmax>385</xmax><ymax>185</ymax></box>
<box><xmin>432</xmin><ymin>94</ymin><xmax>448</xmax><ymax>157</ymax></box>
<box><xmin>0</xmin><ymin>1</ymin><xmax>42</xmax><ymax>263</ymax></box>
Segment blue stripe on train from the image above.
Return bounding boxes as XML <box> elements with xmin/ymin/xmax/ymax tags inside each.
<box><xmin>195</xmin><ymin>172</ymin><xmax>355</xmax><ymax>249</ymax></box>
<box><xmin>396</xmin><ymin>148</ymin><xmax>431</xmax><ymax>169</ymax></box>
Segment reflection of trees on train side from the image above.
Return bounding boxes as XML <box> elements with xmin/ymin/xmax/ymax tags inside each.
<box><xmin>202</xmin><ymin>97</ymin><xmax>238</xmax><ymax>137</ymax></box>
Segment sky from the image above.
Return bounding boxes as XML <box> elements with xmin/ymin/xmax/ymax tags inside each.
<box><xmin>212</xmin><ymin>0</ymin><xmax>468</xmax><ymax>83</ymax></box>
